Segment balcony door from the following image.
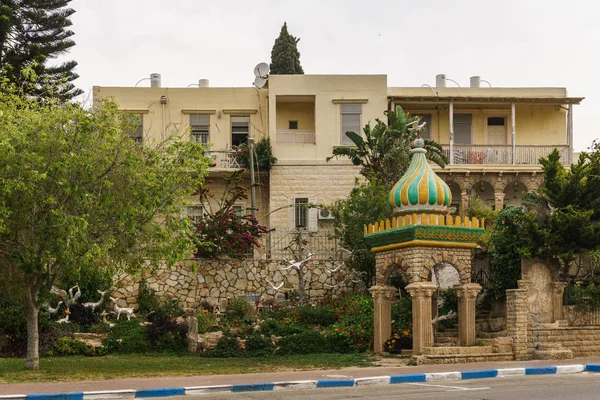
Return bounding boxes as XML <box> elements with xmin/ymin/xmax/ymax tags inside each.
<box><xmin>487</xmin><ymin>117</ymin><xmax>507</xmax><ymax>145</ymax></box>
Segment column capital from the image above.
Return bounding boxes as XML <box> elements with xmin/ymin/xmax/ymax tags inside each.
<box><xmin>551</xmin><ymin>281</ymin><xmax>568</xmax><ymax>294</ymax></box>
<box><xmin>494</xmin><ymin>192</ymin><xmax>506</xmax><ymax>199</ymax></box>
<box><xmin>405</xmin><ymin>282</ymin><xmax>437</xmax><ymax>298</ymax></box>
<box><xmin>453</xmin><ymin>283</ymin><xmax>481</xmax><ymax>299</ymax></box>
<box><xmin>369</xmin><ymin>285</ymin><xmax>397</xmax><ymax>300</ymax></box>
<box><xmin>517</xmin><ymin>279</ymin><xmax>532</xmax><ymax>291</ymax></box>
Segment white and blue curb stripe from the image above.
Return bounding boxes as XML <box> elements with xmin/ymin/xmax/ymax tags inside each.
<box><xmin>1</xmin><ymin>364</ymin><xmax>598</xmax><ymax>400</ymax></box>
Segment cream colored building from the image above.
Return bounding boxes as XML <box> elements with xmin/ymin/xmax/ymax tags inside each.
<box><xmin>93</xmin><ymin>73</ymin><xmax>583</xmax><ymax>259</ymax></box>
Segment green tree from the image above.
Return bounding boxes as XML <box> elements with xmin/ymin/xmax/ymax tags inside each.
<box><xmin>0</xmin><ymin>0</ymin><xmax>81</xmax><ymax>100</ymax></box>
<box><xmin>331</xmin><ymin>180</ymin><xmax>392</xmax><ymax>286</ymax></box>
<box><xmin>270</xmin><ymin>22</ymin><xmax>304</xmax><ymax>75</ymax></box>
<box><xmin>0</xmin><ymin>82</ymin><xmax>209</xmax><ymax>370</ymax></box>
<box><xmin>326</xmin><ymin>106</ymin><xmax>448</xmax><ymax>187</ymax></box>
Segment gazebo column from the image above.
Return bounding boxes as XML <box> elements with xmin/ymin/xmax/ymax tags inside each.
<box><xmin>494</xmin><ymin>191</ymin><xmax>505</xmax><ymax>211</ymax></box>
<box><xmin>406</xmin><ymin>282</ymin><xmax>437</xmax><ymax>355</ymax></box>
<box><xmin>369</xmin><ymin>285</ymin><xmax>397</xmax><ymax>353</ymax></box>
<box><xmin>454</xmin><ymin>283</ymin><xmax>481</xmax><ymax>346</ymax></box>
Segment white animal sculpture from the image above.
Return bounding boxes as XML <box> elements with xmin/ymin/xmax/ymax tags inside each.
<box><xmin>83</xmin><ymin>290</ymin><xmax>106</xmax><ymax>310</ymax></box>
<box><xmin>45</xmin><ymin>301</ymin><xmax>63</xmax><ymax>315</ymax></box>
<box><xmin>266</xmin><ymin>279</ymin><xmax>284</xmax><ymax>295</ymax></box>
<box><xmin>68</xmin><ymin>284</ymin><xmax>81</xmax><ymax>305</ymax></box>
<box><xmin>109</xmin><ymin>297</ymin><xmax>135</xmax><ymax>321</ymax></box>
<box><xmin>56</xmin><ymin>309</ymin><xmax>71</xmax><ymax>324</ymax></box>
<box><xmin>325</xmin><ymin>261</ymin><xmax>345</xmax><ymax>275</ymax></box>
<box><xmin>432</xmin><ymin>310</ymin><xmax>457</xmax><ymax>325</ymax></box>
<box><xmin>281</xmin><ymin>251</ymin><xmax>313</xmax><ymax>272</ymax></box>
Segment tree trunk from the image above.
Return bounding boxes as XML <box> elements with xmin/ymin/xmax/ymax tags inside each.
<box><xmin>25</xmin><ymin>289</ymin><xmax>40</xmax><ymax>370</ymax></box>
<box><xmin>297</xmin><ymin>267</ymin><xmax>306</xmax><ymax>303</ymax></box>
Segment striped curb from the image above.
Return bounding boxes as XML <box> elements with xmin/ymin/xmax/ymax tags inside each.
<box><xmin>2</xmin><ymin>364</ymin><xmax>599</xmax><ymax>400</ymax></box>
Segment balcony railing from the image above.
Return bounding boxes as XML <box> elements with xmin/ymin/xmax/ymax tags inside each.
<box><xmin>205</xmin><ymin>149</ymin><xmax>245</xmax><ymax>169</ymax></box>
<box><xmin>276</xmin><ymin>129</ymin><xmax>316</xmax><ymax>144</ymax></box>
<box><xmin>441</xmin><ymin>145</ymin><xmax>570</xmax><ymax>165</ymax></box>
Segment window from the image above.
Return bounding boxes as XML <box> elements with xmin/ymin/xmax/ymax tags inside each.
<box><xmin>232</xmin><ymin>205</ymin><xmax>244</xmax><ymax>216</ymax></box>
<box><xmin>289</xmin><ymin>120</ymin><xmax>298</xmax><ymax>130</ymax></box>
<box><xmin>453</xmin><ymin>114</ymin><xmax>472</xmax><ymax>144</ymax></box>
<box><xmin>190</xmin><ymin>114</ymin><xmax>210</xmax><ymax>144</ymax></box>
<box><xmin>186</xmin><ymin>205</ymin><xmax>204</xmax><ymax>225</ymax></box>
<box><xmin>231</xmin><ymin>115</ymin><xmax>250</xmax><ymax>146</ymax></box>
<box><xmin>122</xmin><ymin>113</ymin><xmax>143</xmax><ymax>143</ymax></box>
<box><xmin>487</xmin><ymin>117</ymin><xmax>506</xmax><ymax>145</ymax></box>
<box><xmin>294</xmin><ymin>198</ymin><xmax>309</xmax><ymax>229</ymax></box>
<box><xmin>417</xmin><ymin>114</ymin><xmax>432</xmax><ymax>139</ymax></box>
<box><xmin>341</xmin><ymin>104</ymin><xmax>361</xmax><ymax>145</ymax></box>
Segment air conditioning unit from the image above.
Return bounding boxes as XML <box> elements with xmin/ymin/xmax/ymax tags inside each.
<box><xmin>318</xmin><ymin>208</ymin><xmax>335</xmax><ymax>220</ymax></box>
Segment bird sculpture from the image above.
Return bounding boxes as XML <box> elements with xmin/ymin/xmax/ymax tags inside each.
<box><xmin>281</xmin><ymin>252</ymin><xmax>313</xmax><ymax>271</ymax></box>
<box><xmin>45</xmin><ymin>301</ymin><xmax>63</xmax><ymax>315</ymax></box>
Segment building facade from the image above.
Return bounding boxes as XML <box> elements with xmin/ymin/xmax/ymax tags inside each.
<box><xmin>93</xmin><ymin>73</ymin><xmax>583</xmax><ymax>260</ymax></box>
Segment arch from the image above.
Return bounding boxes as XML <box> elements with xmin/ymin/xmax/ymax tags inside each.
<box><xmin>447</xmin><ymin>181</ymin><xmax>462</xmax><ymax>214</ymax></box>
<box><xmin>422</xmin><ymin>251</ymin><xmax>471</xmax><ymax>284</ymax></box>
<box><xmin>471</xmin><ymin>180</ymin><xmax>495</xmax><ymax>209</ymax></box>
<box><xmin>503</xmin><ymin>179</ymin><xmax>527</xmax><ymax>208</ymax></box>
<box><xmin>381</xmin><ymin>258</ymin><xmax>410</xmax><ymax>286</ymax></box>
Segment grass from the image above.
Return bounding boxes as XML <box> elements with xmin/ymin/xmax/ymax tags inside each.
<box><xmin>0</xmin><ymin>353</ymin><xmax>375</xmax><ymax>384</ymax></box>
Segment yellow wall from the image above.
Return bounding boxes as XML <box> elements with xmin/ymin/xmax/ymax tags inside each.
<box><xmin>93</xmin><ymin>86</ymin><xmax>268</xmax><ymax>149</ymax></box>
<box><xmin>268</xmin><ymin>75</ymin><xmax>389</xmax><ymax>162</ymax></box>
<box><xmin>401</xmin><ymin>104</ymin><xmax>566</xmax><ymax>145</ymax></box>
<box><xmin>276</xmin><ymin>101</ymin><xmax>315</xmax><ymax>131</ymax></box>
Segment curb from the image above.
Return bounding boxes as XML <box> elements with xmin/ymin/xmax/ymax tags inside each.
<box><xmin>1</xmin><ymin>364</ymin><xmax>598</xmax><ymax>399</ymax></box>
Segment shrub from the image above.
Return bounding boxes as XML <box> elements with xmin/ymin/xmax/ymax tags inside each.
<box><xmin>245</xmin><ymin>334</ymin><xmax>273</xmax><ymax>357</ymax></box>
<box><xmin>197</xmin><ymin>309</ymin><xmax>216</xmax><ymax>334</ymax></box>
<box><xmin>391</xmin><ymin>296</ymin><xmax>412</xmax><ymax>335</ymax></box>
<box><xmin>384</xmin><ymin>332</ymin><xmax>412</xmax><ymax>354</ymax></box>
<box><xmin>226</xmin><ymin>298</ymin><xmax>254</xmax><ymax>320</ymax></box>
<box><xmin>145</xmin><ymin>304</ymin><xmax>186</xmax><ymax>352</ymax></box>
<box><xmin>136</xmin><ymin>279</ymin><xmax>161</xmax><ymax>317</ymax></box>
<box><xmin>277</xmin><ymin>331</ymin><xmax>327</xmax><ymax>355</ymax></box>
<box><xmin>202</xmin><ymin>335</ymin><xmax>242</xmax><ymax>358</ymax></box>
<box><xmin>259</xmin><ymin>318</ymin><xmax>306</xmax><ymax>337</ymax></box>
<box><xmin>69</xmin><ymin>303</ymin><xmax>100</xmax><ymax>329</ymax></box>
<box><xmin>322</xmin><ymin>294</ymin><xmax>373</xmax><ymax>353</ymax></box>
<box><xmin>103</xmin><ymin>320</ymin><xmax>149</xmax><ymax>354</ymax></box>
<box><xmin>293</xmin><ymin>305</ymin><xmax>337</xmax><ymax>327</ymax></box>
<box><xmin>53</xmin><ymin>337</ymin><xmax>95</xmax><ymax>356</ymax></box>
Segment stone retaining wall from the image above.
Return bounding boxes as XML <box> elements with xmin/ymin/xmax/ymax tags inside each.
<box><xmin>527</xmin><ymin>326</ymin><xmax>600</xmax><ymax>357</ymax></box>
<box><xmin>112</xmin><ymin>258</ymin><xmax>358</xmax><ymax>309</ymax></box>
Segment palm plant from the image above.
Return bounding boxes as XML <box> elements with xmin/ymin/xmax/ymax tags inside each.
<box><xmin>326</xmin><ymin>106</ymin><xmax>448</xmax><ymax>187</ymax></box>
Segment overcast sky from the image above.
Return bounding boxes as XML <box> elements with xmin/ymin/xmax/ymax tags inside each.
<box><xmin>68</xmin><ymin>0</ymin><xmax>598</xmax><ymax>151</ymax></box>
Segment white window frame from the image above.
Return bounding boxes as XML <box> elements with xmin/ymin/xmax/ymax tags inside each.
<box><xmin>231</xmin><ymin>115</ymin><xmax>250</xmax><ymax>147</ymax></box>
<box><xmin>185</xmin><ymin>205</ymin><xmax>204</xmax><ymax>225</ymax></box>
<box><xmin>340</xmin><ymin>104</ymin><xmax>362</xmax><ymax>146</ymax></box>
<box><xmin>288</xmin><ymin>196</ymin><xmax>318</xmax><ymax>232</ymax></box>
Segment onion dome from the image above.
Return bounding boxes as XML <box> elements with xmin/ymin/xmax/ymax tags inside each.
<box><xmin>388</xmin><ymin>138</ymin><xmax>451</xmax><ymax>215</ymax></box>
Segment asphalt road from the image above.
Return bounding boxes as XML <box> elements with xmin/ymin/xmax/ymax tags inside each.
<box><xmin>173</xmin><ymin>373</ymin><xmax>600</xmax><ymax>400</ymax></box>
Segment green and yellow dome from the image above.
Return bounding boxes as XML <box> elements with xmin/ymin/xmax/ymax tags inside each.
<box><xmin>389</xmin><ymin>138</ymin><xmax>451</xmax><ymax>215</ymax></box>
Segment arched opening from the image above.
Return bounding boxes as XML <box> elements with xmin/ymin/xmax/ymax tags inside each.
<box><xmin>504</xmin><ymin>180</ymin><xmax>526</xmax><ymax>208</ymax></box>
<box><xmin>430</xmin><ymin>263</ymin><xmax>461</xmax><ymax>344</ymax></box>
<box><xmin>447</xmin><ymin>182</ymin><xmax>462</xmax><ymax>214</ymax></box>
<box><xmin>471</xmin><ymin>181</ymin><xmax>495</xmax><ymax>209</ymax></box>
<box><xmin>382</xmin><ymin>264</ymin><xmax>413</xmax><ymax>354</ymax></box>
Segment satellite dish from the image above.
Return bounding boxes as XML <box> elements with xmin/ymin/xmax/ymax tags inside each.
<box><xmin>253</xmin><ymin>76</ymin><xmax>267</xmax><ymax>89</ymax></box>
<box><xmin>254</xmin><ymin>62</ymin><xmax>269</xmax><ymax>78</ymax></box>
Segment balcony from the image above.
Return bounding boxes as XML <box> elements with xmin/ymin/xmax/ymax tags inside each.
<box><xmin>276</xmin><ymin>129</ymin><xmax>316</xmax><ymax>144</ymax></box>
<box><xmin>441</xmin><ymin>145</ymin><xmax>570</xmax><ymax>165</ymax></box>
<box><xmin>206</xmin><ymin>149</ymin><xmax>245</xmax><ymax>169</ymax></box>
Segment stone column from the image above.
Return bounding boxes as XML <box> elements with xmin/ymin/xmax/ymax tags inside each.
<box><xmin>369</xmin><ymin>285</ymin><xmax>398</xmax><ymax>353</ymax></box>
<box><xmin>551</xmin><ymin>282</ymin><xmax>568</xmax><ymax>322</ymax></box>
<box><xmin>506</xmin><ymin>288</ymin><xmax>529</xmax><ymax>360</ymax></box>
<box><xmin>460</xmin><ymin>190</ymin><xmax>469</xmax><ymax>214</ymax></box>
<box><xmin>494</xmin><ymin>191</ymin><xmax>505</xmax><ymax>211</ymax></box>
<box><xmin>405</xmin><ymin>282</ymin><xmax>437</xmax><ymax>355</ymax></box>
<box><xmin>454</xmin><ymin>283</ymin><xmax>481</xmax><ymax>346</ymax></box>
<box><xmin>185</xmin><ymin>310</ymin><xmax>198</xmax><ymax>353</ymax></box>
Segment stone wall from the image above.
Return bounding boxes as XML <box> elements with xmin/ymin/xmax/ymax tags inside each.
<box><xmin>112</xmin><ymin>258</ymin><xmax>358</xmax><ymax>309</ymax></box>
<box><xmin>527</xmin><ymin>326</ymin><xmax>600</xmax><ymax>357</ymax></box>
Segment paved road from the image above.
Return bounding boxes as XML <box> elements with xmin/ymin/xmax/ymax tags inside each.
<box><xmin>173</xmin><ymin>373</ymin><xmax>600</xmax><ymax>400</ymax></box>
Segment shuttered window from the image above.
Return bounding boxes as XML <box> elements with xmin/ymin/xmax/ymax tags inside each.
<box><xmin>453</xmin><ymin>114</ymin><xmax>472</xmax><ymax>144</ymax></box>
<box><xmin>190</xmin><ymin>114</ymin><xmax>209</xmax><ymax>144</ymax></box>
<box><xmin>231</xmin><ymin>115</ymin><xmax>250</xmax><ymax>146</ymax></box>
<box><xmin>122</xmin><ymin>113</ymin><xmax>143</xmax><ymax>143</ymax></box>
<box><xmin>341</xmin><ymin>104</ymin><xmax>361</xmax><ymax>145</ymax></box>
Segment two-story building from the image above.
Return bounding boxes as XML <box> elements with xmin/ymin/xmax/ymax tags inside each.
<box><xmin>93</xmin><ymin>72</ymin><xmax>583</xmax><ymax>259</ymax></box>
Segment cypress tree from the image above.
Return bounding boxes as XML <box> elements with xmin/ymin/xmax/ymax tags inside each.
<box><xmin>270</xmin><ymin>22</ymin><xmax>304</xmax><ymax>75</ymax></box>
<box><xmin>0</xmin><ymin>0</ymin><xmax>81</xmax><ymax>100</ymax></box>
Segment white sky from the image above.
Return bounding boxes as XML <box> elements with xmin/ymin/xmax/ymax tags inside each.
<box><xmin>68</xmin><ymin>0</ymin><xmax>599</xmax><ymax>151</ymax></box>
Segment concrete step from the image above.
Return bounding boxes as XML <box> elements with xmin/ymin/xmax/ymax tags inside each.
<box><xmin>435</xmin><ymin>331</ymin><xmax>459</xmax><ymax>338</ymax></box>
<box><xmin>434</xmin><ymin>336</ymin><xmax>458</xmax><ymax>344</ymax></box>
<box><xmin>423</xmin><ymin>346</ymin><xmax>493</xmax><ymax>356</ymax></box>
<box><xmin>533</xmin><ymin>348</ymin><xmax>573</xmax><ymax>360</ymax></box>
<box><xmin>434</xmin><ymin>343</ymin><xmax>457</xmax><ymax>347</ymax></box>
<box><xmin>477</xmin><ymin>330</ymin><xmax>508</xmax><ymax>339</ymax></box>
<box><xmin>413</xmin><ymin>352</ymin><xmax>514</xmax><ymax>365</ymax></box>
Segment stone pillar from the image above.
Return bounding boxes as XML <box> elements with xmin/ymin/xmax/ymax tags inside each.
<box><xmin>369</xmin><ymin>285</ymin><xmax>397</xmax><ymax>353</ymax></box>
<box><xmin>460</xmin><ymin>190</ymin><xmax>469</xmax><ymax>214</ymax></box>
<box><xmin>185</xmin><ymin>310</ymin><xmax>198</xmax><ymax>353</ymax></box>
<box><xmin>405</xmin><ymin>282</ymin><xmax>437</xmax><ymax>355</ymax></box>
<box><xmin>551</xmin><ymin>282</ymin><xmax>568</xmax><ymax>322</ymax></box>
<box><xmin>454</xmin><ymin>283</ymin><xmax>481</xmax><ymax>346</ymax></box>
<box><xmin>506</xmin><ymin>288</ymin><xmax>529</xmax><ymax>360</ymax></box>
<box><xmin>494</xmin><ymin>191</ymin><xmax>505</xmax><ymax>211</ymax></box>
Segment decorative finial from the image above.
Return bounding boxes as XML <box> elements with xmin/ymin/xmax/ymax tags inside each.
<box><xmin>413</xmin><ymin>137</ymin><xmax>425</xmax><ymax>148</ymax></box>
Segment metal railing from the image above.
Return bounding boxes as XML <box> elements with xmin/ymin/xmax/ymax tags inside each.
<box><xmin>256</xmin><ymin>231</ymin><xmax>342</xmax><ymax>261</ymax></box>
<box><xmin>441</xmin><ymin>145</ymin><xmax>570</xmax><ymax>165</ymax></box>
<box><xmin>206</xmin><ymin>149</ymin><xmax>245</xmax><ymax>169</ymax></box>
<box><xmin>472</xmin><ymin>269</ymin><xmax>491</xmax><ymax>290</ymax></box>
<box><xmin>276</xmin><ymin>130</ymin><xmax>316</xmax><ymax>144</ymax></box>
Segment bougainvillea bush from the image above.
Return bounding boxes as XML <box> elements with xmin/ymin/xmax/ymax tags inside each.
<box><xmin>193</xmin><ymin>170</ymin><xmax>269</xmax><ymax>259</ymax></box>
